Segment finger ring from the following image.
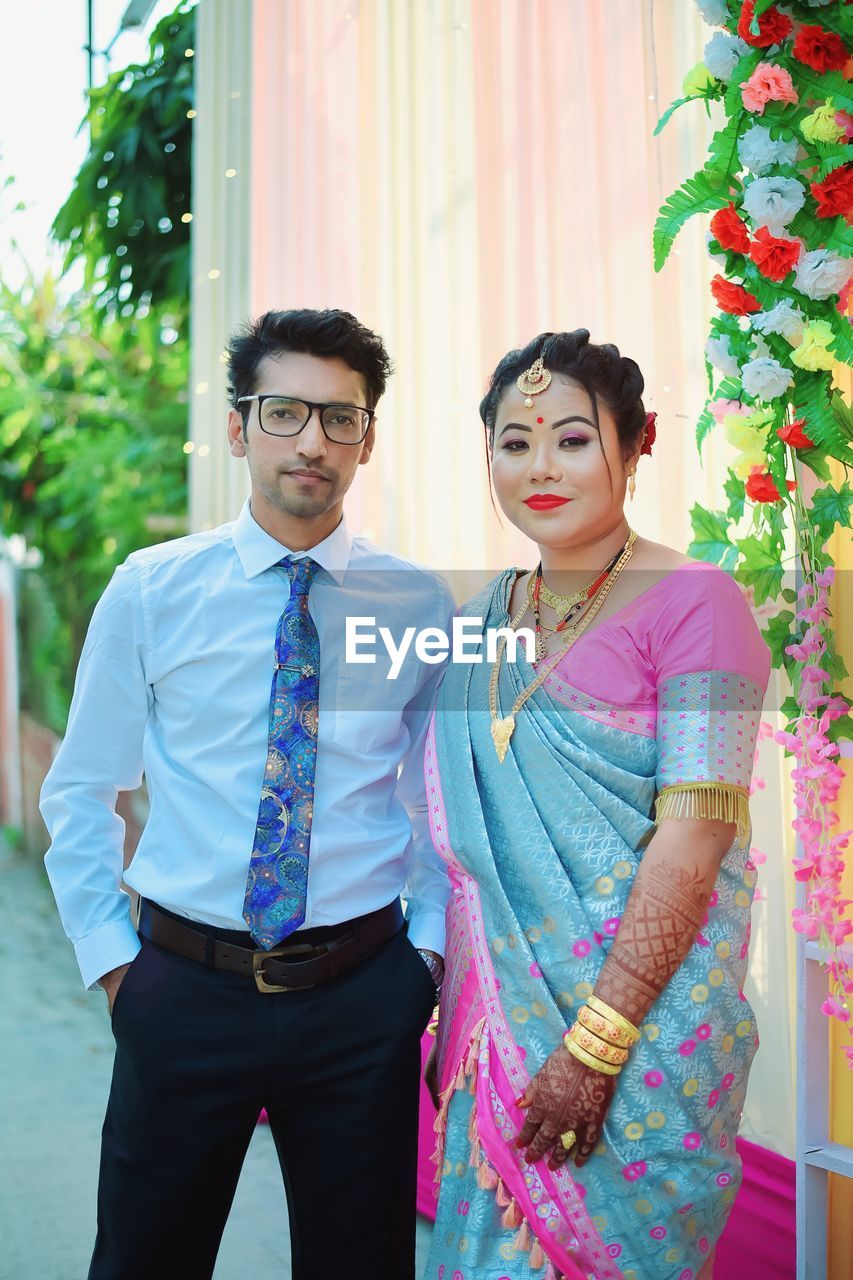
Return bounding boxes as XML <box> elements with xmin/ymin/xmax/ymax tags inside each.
<box><xmin>560</xmin><ymin>1129</ymin><xmax>577</xmax><ymax>1151</ymax></box>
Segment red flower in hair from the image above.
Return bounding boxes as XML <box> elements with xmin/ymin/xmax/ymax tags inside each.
<box><xmin>737</xmin><ymin>1</ymin><xmax>793</xmax><ymax>49</ymax></box>
<box><xmin>711</xmin><ymin>275</ymin><xmax>760</xmax><ymax>316</ymax></box>
<box><xmin>811</xmin><ymin>166</ymin><xmax>853</xmax><ymax>220</ymax></box>
<box><xmin>710</xmin><ymin>204</ymin><xmax>751</xmax><ymax>255</ymax></box>
<box><xmin>749</xmin><ymin>226</ymin><xmax>801</xmax><ymax>282</ymax></box>
<box><xmin>793</xmin><ymin>25</ymin><xmax>849</xmax><ymax>74</ymax></box>
<box><xmin>745</xmin><ymin>467</ymin><xmax>797</xmax><ymax>503</ymax></box>
<box><xmin>777</xmin><ymin>419</ymin><xmax>815</xmax><ymax>450</ymax></box>
<box><xmin>641</xmin><ymin>412</ymin><xmax>657</xmax><ymax>457</ymax></box>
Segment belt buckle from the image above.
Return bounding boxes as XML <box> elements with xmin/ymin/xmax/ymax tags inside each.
<box><xmin>252</xmin><ymin>947</ymin><xmax>293</xmax><ymax>994</ymax></box>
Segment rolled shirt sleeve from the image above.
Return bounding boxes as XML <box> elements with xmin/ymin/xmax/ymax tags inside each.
<box><xmin>40</xmin><ymin>560</ymin><xmax>150</xmax><ymax>989</ymax></box>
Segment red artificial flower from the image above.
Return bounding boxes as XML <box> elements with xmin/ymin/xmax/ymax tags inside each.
<box><xmin>811</xmin><ymin>165</ymin><xmax>853</xmax><ymax>220</ymax></box>
<box><xmin>711</xmin><ymin>274</ymin><xmax>761</xmax><ymax>316</ymax></box>
<box><xmin>710</xmin><ymin>203</ymin><xmax>751</xmax><ymax>255</ymax></box>
<box><xmin>749</xmin><ymin>226</ymin><xmax>801</xmax><ymax>282</ymax></box>
<box><xmin>777</xmin><ymin>419</ymin><xmax>816</xmax><ymax>449</ymax></box>
<box><xmin>641</xmin><ymin>411</ymin><xmax>657</xmax><ymax>456</ymax></box>
<box><xmin>737</xmin><ymin>0</ymin><xmax>793</xmax><ymax>49</ymax></box>
<box><xmin>792</xmin><ymin>25</ymin><xmax>849</xmax><ymax>74</ymax></box>
<box><xmin>745</xmin><ymin>467</ymin><xmax>797</xmax><ymax>503</ymax></box>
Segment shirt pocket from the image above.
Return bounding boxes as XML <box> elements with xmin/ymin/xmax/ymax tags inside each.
<box><xmin>323</xmin><ymin>661</ymin><xmax>419</xmax><ymax>753</ymax></box>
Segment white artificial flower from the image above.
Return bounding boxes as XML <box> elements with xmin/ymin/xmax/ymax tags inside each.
<box><xmin>750</xmin><ymin>299</ymin><xmax>805</xmax><ymax>343</ymax></box>
<box><xmin>795</xmin><ymin>248</ymin><xmax>853</xmax><ymax>301</ymax></box>
<box><xmin>802</xmin><ymin>0</ymin><xmax>832</xmax><ymax>7</ymax></box>
<box><xmin>740</xmin><ymin>357</ymin><xmax>793</xmax><ymax>401</ymax></box>
<box><xmin>741</xmin><ymin>177</ymin><xmax>806</xmax><ymax>234</ymax></box>
<box><xmin>738</xmin><ymin>125</ymin><xmax>799</xmax><ymax>176</ymax></box>
<box><xmin>705</xmin><ymin>335</ymin><xmax>742</xmax><ymax>378</ymax></box>
<box><xmin>750</xmin><ymin>335</ymin><xmax>772</xmax><ymax>360</ymax></box>
<box><xmin>695</xmin><ymin>0</ymin><xmax>728</xmax><ymax>25</ymax></box>
<box><xmin>704</xmin><ymin>32</ymin><xmax>750</xmax><ymax>82</ymax></box>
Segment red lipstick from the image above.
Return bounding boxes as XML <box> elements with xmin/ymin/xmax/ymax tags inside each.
<box><xmin>523</xmin><ymin>494</ymin><xmax>572</xmax><ymax>510</ymax></box>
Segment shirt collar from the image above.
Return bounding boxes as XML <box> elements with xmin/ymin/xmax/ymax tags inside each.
<box><xmin>232</xmin><ymin>498</ymin><xmax>352</xmax><ymax>584</ymax></box>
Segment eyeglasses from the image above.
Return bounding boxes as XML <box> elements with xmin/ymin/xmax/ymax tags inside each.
<box><xmin>236</xmin><ymin>395</ymin><xmax>374</xmax><ymax>445</ymax></box>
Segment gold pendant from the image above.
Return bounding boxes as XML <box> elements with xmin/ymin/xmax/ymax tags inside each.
<box><xmin>491</xmin><ymin>714</ymin><xmax>516</xmax><ymax>762</ymax></box>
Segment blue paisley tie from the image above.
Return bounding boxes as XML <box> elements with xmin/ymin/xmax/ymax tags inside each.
<box><xmin>243</xmin><ymin>556</ymin><xmax>320</xmax><ymax>949</ymax></box>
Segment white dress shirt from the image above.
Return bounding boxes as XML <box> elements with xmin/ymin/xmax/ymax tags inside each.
<box><xmin>41</xmin><ymin>500</ymin><xmax>454</xmax><ymax>989</ymax></box>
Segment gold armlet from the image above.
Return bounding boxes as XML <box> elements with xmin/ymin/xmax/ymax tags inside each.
<box><xmin>654</xmin><ymin>782</ymin><xmax>750</xmax><ymax>839</ymax></box>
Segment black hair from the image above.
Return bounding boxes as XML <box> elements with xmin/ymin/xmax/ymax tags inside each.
<box><xmin>225</xmin><ymin>308</ymin><xmax>394</xmax><ymax>413</ymax></box>
<box><xmin>480</xmin><ymin>329</ymin><xmax>647</xmax><ymax>460</ymax></box>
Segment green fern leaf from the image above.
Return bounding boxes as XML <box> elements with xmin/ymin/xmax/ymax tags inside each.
<box><xmin>793</xmin><ymin>374</ymin><xmax>853</xmax><ymax>467</ymax></box>
<box><xmin>788</xmin><ymin>67</ymin><xmax>853</xmax><ymax>116</ymax></box>
<box><xmin>813</xmin><ymin>143</ymin><xmax>852</xmax><ymax>182</ymax></box>
<box><xmin>654</xmin><ymin>172</ymin><xmax>730</xmax><ymax>272</ymax></box>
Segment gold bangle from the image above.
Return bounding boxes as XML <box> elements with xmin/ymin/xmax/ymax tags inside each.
<box><xmin>563</xmin><ymin>1033</ymin><xmax>622</xmax><ymax>1076</ymax></box>
<box><xmin>577</xmin><ymin>1004</ymin><xmax>634</xmax><ymax>1049</ymax></box>
<box><xmin>570</xmin><ymin>1023</ymin><xmax>629</xmax><ymax>1066</ymax></box>
<box><xmin>587</xmin><ymin>995</ymin><xmax>641</xmax><ymax>1044</ymax></box>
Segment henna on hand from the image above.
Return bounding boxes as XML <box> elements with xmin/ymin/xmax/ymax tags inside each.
<box><xmin>515</xmin><ymin>1045</ymin><xmax>616</xmax><ymax>1168</ymax></box>
<box><xmin>595</xmin><ymin>831</ymin><xmax>730</xmax><ymax>1027</ymax></box>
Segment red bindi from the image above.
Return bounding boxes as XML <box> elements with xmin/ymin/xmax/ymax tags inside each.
<box><xmin>536</xmin><ymin>416</ymin><xmax>544</xmax><ymax>424</ymax></box>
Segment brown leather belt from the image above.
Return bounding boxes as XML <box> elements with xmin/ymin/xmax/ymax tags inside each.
<box><xmin>140</xmin><ymin>898</ymin><xmax>404</xmax><ymax>993</ymax></box>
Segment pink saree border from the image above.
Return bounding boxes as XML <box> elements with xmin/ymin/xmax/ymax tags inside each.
<box><xmin>427</xmin><ymin>710</ymin><xmax>625</xmax><ymax>1278</ymax></box>
<box><xmin>461</xmin><ymin>873</ymin><xmax>625</xmax><ymax>1280</ymax></box>
<box><xmin>543</xmin><ymin>673</ymin><xmax>656</xmax><ymax>739</ymax></box>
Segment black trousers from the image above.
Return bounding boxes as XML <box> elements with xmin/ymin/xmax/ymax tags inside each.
<box><xmin>89</xmin><ymin>912</ymin><xmax>437</xmax><ymax>1280</ymax></box>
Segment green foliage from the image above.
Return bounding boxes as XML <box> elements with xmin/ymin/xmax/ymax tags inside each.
<box><xmin>653</xmin><ymin>173</ymin><xmax>730</xmax><ymax>271</ymax></box>
<box><xmin>725</xmin><ymin>471</ymin><xmax>746</xmax><ymax>521</ymax></box>
<box><xmin>811</xmin><ymin>481</ymin><xmax>853</xmax><ymax>549</ymax></box>
<box><xmin>734</xmin><ymin>532</ymin><xmax>785</xmax><ymax>605</ymax></box>
<box><xmin>792</xmin><ymin>374</ymin><xmax>853</xmax><ymax>468</ymax></box>
<box><xmin>687</xmin><ymin>505</ymin><xmax>739</xmax><ymax>571</ymax></box>
<box><xmin>761</xmin><ymin>608</ymin><xmax>796</xmax><ymax>670</ymax></box>
<box><xmin>0</xmin><ymin>268</ymin><xmax>188</xmax><ymax>717</ymax></box>
<box><xmin>655</xmin><ymin>2</ymin><xmax>853</xmax><ymax>756</ymax></box>
<box><xmin>51</xmin><ymin>3</ymin><xmax>195</xmax><ymax>326</ymax></box>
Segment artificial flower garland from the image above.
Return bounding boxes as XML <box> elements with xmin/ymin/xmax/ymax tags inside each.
<box><xmin>657</xmin><ymin>0</ymin><xmax>853</xmax><ymax>1060</ymax></box>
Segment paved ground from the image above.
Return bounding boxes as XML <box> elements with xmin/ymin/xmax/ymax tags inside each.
<box><xmin>0</xmin><ymin>835</ymin><xmax>433</xmax><ymax>1278</ymax></box>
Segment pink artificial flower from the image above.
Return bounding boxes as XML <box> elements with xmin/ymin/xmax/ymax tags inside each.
<box><xmin>711</xmin><ymin>398</ymin><xmax>746</xmax><ymax>423</ymax></box>
<box><xmin>786</xmin><ymin>626</ymin><xmax>824</xmax><ymax>661</ymax></box>
<box><xmin>836</xmin><ymin>111</ymin><xmax>853</xmax><ymax>141</ymax></box>
<box><xmin>740</xmin><ymin>63</ymin><xmax>799</xmax><ymax>115</ymax></box>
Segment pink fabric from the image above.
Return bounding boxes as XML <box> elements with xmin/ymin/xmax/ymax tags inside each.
<box><xmin>417</xmin><ymin>1119</ymin><xmax>795</xmax><ymax>1280</ymax></box>
<box><xmin>550</xmin><ymin>562</ymin><xmax>771</xmax><ymax>718</ymax></box>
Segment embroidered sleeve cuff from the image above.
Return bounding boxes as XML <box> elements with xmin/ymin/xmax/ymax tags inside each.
<box><xmin>75</xmin><ymin>917</ymin><xmax>142</xmax><ymax>992</ymax></box>
<box><xmin>405</xmin><ymin>908</ymin><xmax>446</xmax><ymax>958</ymax></box>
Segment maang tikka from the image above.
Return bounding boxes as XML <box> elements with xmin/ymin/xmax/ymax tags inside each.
<box><xmin>516</xmin><ymin>356</ymin><xmax>552</xmax><ymax>407</ymax></box>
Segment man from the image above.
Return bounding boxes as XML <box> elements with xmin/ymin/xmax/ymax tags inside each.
<box><xmin>41</xmin><ymin>309</ymin><xmax>453</xmax><ymax>1280</ymax></box>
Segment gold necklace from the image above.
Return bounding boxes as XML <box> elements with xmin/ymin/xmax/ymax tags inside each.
<box><xmin>489</xmin><ymin>533</ymin><xmax>636</xmax><ymax>761</ymax></box>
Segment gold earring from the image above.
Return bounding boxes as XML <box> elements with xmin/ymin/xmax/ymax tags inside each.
<box><xmin>628</xmin><ymin>468</ymin><xmax>637</xmax><ymax>501</ymax></box>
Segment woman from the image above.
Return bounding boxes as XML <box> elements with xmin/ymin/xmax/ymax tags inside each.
<box><xmin>423</xmin><ymin>331</ymin><xmax>770</xmax><ymax>1280</ymax></box>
